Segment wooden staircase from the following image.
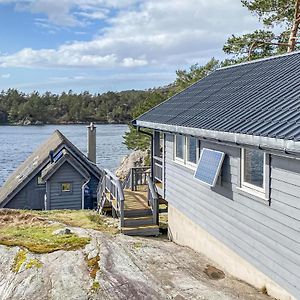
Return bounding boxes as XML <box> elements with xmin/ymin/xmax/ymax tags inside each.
<box><xmin>97</xmin><ymin>169</ymin><xmax>160</xmax><ymax>236</ymax></box>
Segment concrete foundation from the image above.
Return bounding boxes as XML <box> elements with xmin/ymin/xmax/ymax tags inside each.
<box><xmin>168</xmin><ymin>204</ymin><xmax>296</xmax><ymax>300</ymax></box>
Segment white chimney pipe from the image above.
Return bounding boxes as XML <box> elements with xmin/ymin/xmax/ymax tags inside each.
<box><xmin>87</xmin><ymin>122</ymin><xmax>96</xmax><ymax>163</ymax></box>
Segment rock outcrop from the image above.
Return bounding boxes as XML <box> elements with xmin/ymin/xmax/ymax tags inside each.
<box><xmin>115</xmin><ymin>150</ymin><xmax>149</xmax><ymax>180</ymax></box>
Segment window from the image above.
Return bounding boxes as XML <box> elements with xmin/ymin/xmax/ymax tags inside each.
<box><xmin>241</xmin><ymin>148</ymin><xmax>265</xmax><ymax>193</ymax></box>
<box><xmin>187</xmin><ymin>137</ymin><xmax>197</xmax><ymax>165</ymax></box>
<box><xmin>61</xmin><ymin>182</ymin><xmax>72</xmax><ymax>192</ymax></box>
<box><xmin>174</xmin><ymin>134</ymin><xmax>200</xmax><ymax>168</ymax></box>
<box><xmin>175</xmin><ymin>135</ymin><xmax>185</xmax><ymax>160</ymax></box>
<box><xmin>37</xmin><ymin>175</ymin><xmax>44</xmax><ymax>185</ymax></box>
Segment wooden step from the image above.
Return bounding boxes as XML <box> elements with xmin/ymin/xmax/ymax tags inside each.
<box><xmin>124</xmin><ymin>209</ymin><xmax>152</xmax><ymax>217</ymax></box>
<box><xmin>121</xmin><ymin>224</ymin><xmax>159</xmax><ymax>236</ymax></box>
<box><xmin>124</xmin><ymin>216</ymin><xmax>154</xmax><ymax>227</ymax></box>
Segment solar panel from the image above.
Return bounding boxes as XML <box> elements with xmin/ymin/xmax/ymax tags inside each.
<box><xmin>194</xmin><ymin>148</ymin><xmax>225</xmax><ymax>187</ymax></box>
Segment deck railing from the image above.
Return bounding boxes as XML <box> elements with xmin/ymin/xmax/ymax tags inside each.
<box><xmin>153</xmin><ymin>156</ymin><xmax>163</xmax><ymax>183</ymax></box>
<box><xmin>98</xmin><ymin>169</ymin><xmax>125</xmax><ymax>227</ymax></box>
<box><xmin>146</xmin><ymin>175</ymin><xmax>159</xmax><ymax>225</ymax></box>
<box><xmin>128</xmin><ymin>166</ymin><xmax>151</xmax><ymax>191</ymax></box>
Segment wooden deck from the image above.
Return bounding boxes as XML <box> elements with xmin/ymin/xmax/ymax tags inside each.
<box><xmin>123</xmin><ymin>189</ymin><xmax>149</xmax><ymax>210</ymax></box>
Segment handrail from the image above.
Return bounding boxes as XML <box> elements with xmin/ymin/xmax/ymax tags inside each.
<box><xmin>146</xmin><ymin>175</ymin><xmax>159</xmax><ymax>225</ymax></box>
<box><xmin>153</xmin><ymin>155</ymin><xmax>163</xmax><ymax>163</ymax></box>
<box><xmin>98</xmin><ymin>168</ymin><xmax>125</xmax><ymax>227</ymax></box>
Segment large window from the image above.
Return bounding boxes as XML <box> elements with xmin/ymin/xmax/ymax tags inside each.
<box><xmin>187</xmin><ymin>137</ymin><xmax>197</xmax><ymax>165</ymax></box>
<box><xmin>174</xmin><ymin>135</ymin><xmax>199</xmax><ymax>167</ymax></box>
<box><xmin>241</xmin><ymin>148</ymin><xmax>265</xmax><ymax>193</ymax></box>
<box><xmin>175</xmin><ymin>135</ymin><xmax>185</xmax><ymax>160</ymax></box>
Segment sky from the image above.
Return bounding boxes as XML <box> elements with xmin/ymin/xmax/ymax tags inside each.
<box><xmin>0</xmin><ymin>0</ymin><xmax>262</xmax><ymax>94</ymax></box>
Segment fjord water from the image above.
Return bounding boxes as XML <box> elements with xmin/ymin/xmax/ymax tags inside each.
<box><xmin>0</xmin><ymin>124</ymin><xmax>130</xmax><ymax>186</ymax></box>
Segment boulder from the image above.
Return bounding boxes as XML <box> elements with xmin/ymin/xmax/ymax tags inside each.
<box><xmin>115</xmin><ymin>150</ymin><xmax>149</xmax><ymax>180</ymax></box>
<box><xmin>53</xmin><ymin>228</ymin><xmax>72</xmax><ymax>235</ymax></box>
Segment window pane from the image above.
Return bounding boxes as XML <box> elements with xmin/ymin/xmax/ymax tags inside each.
<box><xmin>244</xmin><ymin>149</ymin><xmax>264</xmax><ymax>188</ymax></box>
<box><xmin>175</xmin><ymin>135</ymin><xmax>184</xmax><ymax>159</ymax></box>
<box><xmin>187</xmin><ymin>137</ymin><xmax>197</xmax><ymax>164</ymax></box>
<box><xmin>61</xmin><ymin>183</ymin><xmax>72</xmax><ymax>192</ymax></box>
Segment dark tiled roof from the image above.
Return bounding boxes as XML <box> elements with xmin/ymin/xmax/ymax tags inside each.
<box><xmin>0</xmin><ymin>130</ymin><xmax>101</xmax><ymax>207</ymax></box>
<box><xmin>137</xmin><ymin>52</ymin><xmax>300</xmax><ymax>141</ymax></box>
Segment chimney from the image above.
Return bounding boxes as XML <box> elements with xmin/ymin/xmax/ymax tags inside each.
<box><xmin>87</xmin><ymin>122</ymin><xmax>96</xmax><ymax>163</ymax></box>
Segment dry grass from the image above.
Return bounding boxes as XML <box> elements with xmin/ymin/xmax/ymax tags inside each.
<box><xmin>31</xmin><ymin>210</ymin><xmax>119</xmax><ymax>234</ymax></box>
<box><xmin>0</xmin><ymin>209</ymin><xmax>91</xmax><ymax>253</ymax></box>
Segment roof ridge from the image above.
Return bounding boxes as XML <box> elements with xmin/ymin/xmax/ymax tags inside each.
<box><xmin>218</xmin><ymin>50</ymin><xmax>300</xmax><ymax>71</ymax></box>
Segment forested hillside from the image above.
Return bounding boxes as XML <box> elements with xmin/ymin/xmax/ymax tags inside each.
<box><xmin>0</xmin><ymin>89</ymin><xmax>150</xmax><ymax>125</ymax></box>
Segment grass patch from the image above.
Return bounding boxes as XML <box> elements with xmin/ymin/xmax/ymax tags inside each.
<box><xmin>12</xmin><ymin>249</ymin><xmax>27</xmax><ymax>273</ymax></box>
<box><xmin>91</xmin><ymin>281</ymin><xmax>100</xmax><ymax>292</ymax></box>
<box><xmin>26</xmin><ymin>259</ymin><xmax>43</xmax><ymax>270</ymax></box>
<box><xmin>133</xmin><ymin>242</ymin><xmax>143</xmax><ymax>249</ymax></box>
<box><xmin>0</xmin><ymin>209</ymin><xmax>118</xmax><ymax>253</ymax></box>
<box><xmin>32</xmin><ymin>210</ymin><xmax>119</xmax><ymax>234</ymax></box>
<box><xmin>0</xmin><ymin>225</ymin><xmax>90</xmax><ymax>253</ymax></box>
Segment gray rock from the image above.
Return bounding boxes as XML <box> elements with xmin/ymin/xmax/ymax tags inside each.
<box><xmin>53</xmin><ymin>228</ymin><xmax>72</xmax><ymax>235</ymax></box>
<box><xmin>115</xmin><ymin>150</ymin><xmax>149</xmax><ymax>180</ymax></box>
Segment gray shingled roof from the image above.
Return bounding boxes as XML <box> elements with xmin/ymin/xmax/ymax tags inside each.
<box><xmin>0</xmin><ymin>130</ymin><xmax>101</xmax><ymax>207</ymax></box>
<box><xmin>136</xmin><ymin>52</ymin><xmax>300</xmax><ymax>141</ymax></box>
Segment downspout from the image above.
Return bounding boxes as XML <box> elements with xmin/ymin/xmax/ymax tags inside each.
<box><xmin>137</xmin><ymin>127</ymin><xmax>154</xmax><ymax>181</ymax></box>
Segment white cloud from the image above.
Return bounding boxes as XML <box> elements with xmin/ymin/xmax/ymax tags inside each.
<box><xmin>0</xmin><ymin>0</ymin><xmax>260</xmax><ymax>69</ymax></box>
<box><xmin>0</xmin><ymin>73</ymin><xmax>10</xmax><ymax>79</ymax></box>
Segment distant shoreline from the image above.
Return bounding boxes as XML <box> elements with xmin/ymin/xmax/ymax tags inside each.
<box><xmin>0</xmin><ymin>122</ymin><xmax>129</xmax><ymax>126</ymax></box>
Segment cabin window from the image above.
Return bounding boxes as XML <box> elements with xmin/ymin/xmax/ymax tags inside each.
<box><xmin>37</xmin><ymin>175</ymin><xmax>44</xmax><ymax>185</ymax></box>
<box><xmin>186</xmin><ymin>137</ymin><xmax>197</xmax><ymax>165</ymax></box>
<box><xmin>175</xmin><ymin>135</ymin><xmax>185</xmax><ymax>161</ymax></box>
<box><xmin>61</xmin><ymin>182</ymin><xmax>72</xmax><ymax>192</ymax></box>
<box><xmin>174</xmin><ymin>135</ymin><xmax>200</xmax><ymax>168</ymax></box>
<box><xmin>241</xmin><ymin>148</ymin><xmax>266</xmax><ymax>193</ymax></box>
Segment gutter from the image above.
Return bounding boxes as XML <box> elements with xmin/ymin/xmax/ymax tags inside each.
<box><xmin>135</xmin><ymin>120</ymin><xmax>300</xmax><ymax>157</ymax></box>
<box><xmin>136</xmin><ymin>126</ymin><xmax>154</xmax><ymax>181</ymax></box>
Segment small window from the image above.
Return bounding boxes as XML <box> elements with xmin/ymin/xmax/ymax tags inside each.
<box><xmin>37</xmin><ymin>175</ymin><xmax>44</xmax><ymax>185</ymax></box>
<box><xmin>175</xmin><ymin>135</ymin><xmax>185</xmax><ymax>160</ymax></box>
<box><xmin>187</xmin><ymin>137</ymin><xmax>197</xmax><ymax>164</ymax></box>
<box><xmin>241</xmin><ymin>148</ymin><xmax>265</xmax><ymax>192</ymax></box>
<box><xmin>61</xmin><ymin>182</ymin><xmax>72</xmax><ymax>192</ymax></box>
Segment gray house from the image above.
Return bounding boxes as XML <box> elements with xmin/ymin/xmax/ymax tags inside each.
<box><xmin>134</xmin><ymin>52</ymin><xmax>300</xmax><ymax>300</ymax></box>
<box><xmin>0</xmin><ymin>124</ymin><xmax>101</xmax><ymax>210</ymax></box>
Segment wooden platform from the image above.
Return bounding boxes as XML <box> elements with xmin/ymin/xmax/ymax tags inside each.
<box><xmin>121</xmin><ymin>188</ymin><xmax>159</xmax><ymax>236</ymax></box>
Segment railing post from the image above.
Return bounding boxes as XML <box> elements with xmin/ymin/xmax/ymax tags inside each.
<box><xmin>130</xmin><ymin>168</ymin><xmax>134</xmax><ymax>191</ymax></box>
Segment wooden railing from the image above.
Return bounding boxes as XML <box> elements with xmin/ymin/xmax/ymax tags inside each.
<box><xmin>153</xmin><ymin>156</ymin><xmax>163</xmax><ymax>183</ymax></box>
<box><xmin>97</xmin><ymin>169</ymin><xmax>125</xmax><ymax>227</ymax></box>
<box><xmin>128</xmin><ymin>166</ymin><xmax>151</xmax><ymax>191</ymax></box>
<box><xmin>146</xmin><ymin>175</ymin><xmax>159</xmax><ymax>225</ymax></box>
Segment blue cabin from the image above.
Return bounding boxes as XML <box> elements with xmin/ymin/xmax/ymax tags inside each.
<box><xmin>0</xmin><ymin>125</ymin><xmax>101</xmax><ymax>210</ymax></box>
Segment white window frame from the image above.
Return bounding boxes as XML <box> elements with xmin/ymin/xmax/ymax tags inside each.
<box><xmin>186</xmin><ymin>136</ymin><xmax>199</xmax><ymax>168</ymax></box>
<box><xmin>240</xmin><ymin>148</ymin><xmax>267</xmax><ymax>196</ymax></box>
<box><xmin>174</xmin><ymin>134</ymin><xmax>200</xmax><ymax>169</ymax></box>
<box><xmin>174</xmin><ymin>134</ymin><xmax>185</xmax><ymax>164</ymax></box>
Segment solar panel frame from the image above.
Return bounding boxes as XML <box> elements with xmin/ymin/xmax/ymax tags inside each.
<box><xmin>194</xmin><ymin>148</ymin><xmax>225</xmax><ymax>187</ymax></box>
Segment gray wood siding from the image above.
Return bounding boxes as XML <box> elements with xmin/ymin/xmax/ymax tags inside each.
<box><xmin>48</xmin><ymin>162</ymin><xmax>85</xmax><ymax>210</ymax></box>
<box><xmin>164</xmin><ymin>134</ymin><xmax>300</xmax><ymax>299</ymax></box>
<box><xmin>5</xmin><ymin>175</ymin><xmax>45</xmax><ymax>210</ymax></box>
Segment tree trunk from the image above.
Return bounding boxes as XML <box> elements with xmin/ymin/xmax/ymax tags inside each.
<box><xmin>287</xmin><ymin>0</ymin><xmax>300</xmax><ymax>52</ymax></box>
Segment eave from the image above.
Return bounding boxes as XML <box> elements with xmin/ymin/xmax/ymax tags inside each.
<box><xmin>135</xmin><ymin>120</ymin><xmax>300</xmax><ymax>156</ymax></box>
